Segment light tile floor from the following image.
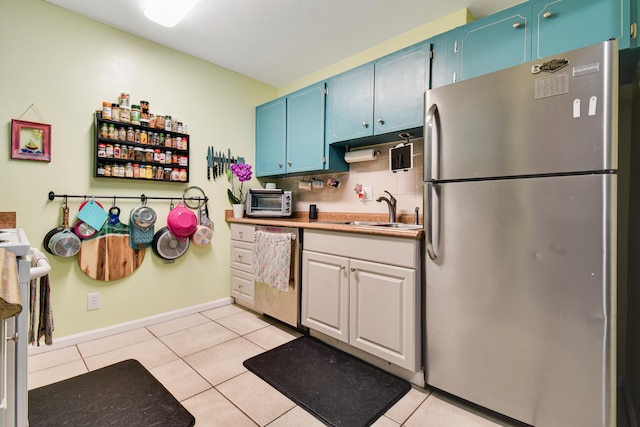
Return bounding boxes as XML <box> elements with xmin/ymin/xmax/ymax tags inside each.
<box><xmin>28</xmin><ymin>304</ymin><xmax>518</xmax><ymax>426</ymax></box>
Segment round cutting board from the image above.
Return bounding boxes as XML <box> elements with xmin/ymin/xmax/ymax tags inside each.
<box><xmin>78</xmin><ymin>234</ymin><xmax>145</xmax><ymax>281</ymax></box>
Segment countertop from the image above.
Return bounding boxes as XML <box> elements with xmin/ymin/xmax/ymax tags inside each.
<box><xmin>225</xmin><ymin>210</ymin><xmax>423</xmax><ymax>240</ymax></box>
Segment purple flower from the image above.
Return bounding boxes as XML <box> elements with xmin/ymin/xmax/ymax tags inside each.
<box><xmin>228</xmin><ymin>162</ymin><xmax>253</xmax><ymax>205</ymax></box>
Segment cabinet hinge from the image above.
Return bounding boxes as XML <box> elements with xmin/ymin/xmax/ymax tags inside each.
<box><xmin>323</xmin><ymin>157</ymin><xmax>327</xmax><ymax>164</ymax></box>
<box><xmin>632</xmin><ymin>23</ymin><xmax>638</xmax><ymax>40</ymax></box>
<box><xmin>324</xmin><ymin>87</ymin><xmax>328</xmax><ymax>95</ymax></box>
<box><xmin>454</xmin><ymin>40</ymin><xmax>458</xmax><ymax>53</ymax></box>
<box><xmin>453</xmin><ymin>72</ymin><xmax>457</xmax><ymax>83</ymax></box>
<box><xmin>429</xmin><ymin>50</ymin><xmax>435</xmax><ymax>60</ymax></box>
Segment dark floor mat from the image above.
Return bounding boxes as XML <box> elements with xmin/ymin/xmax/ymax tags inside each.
<box><xmin>28</xmin><ymin>359</ymin><xmax>195</xmax><ymax>427</ymax></box>
<box><xmin>243</xmin><ymin>336</ymin><xmax>411</xmax><ymax>427</ymax></box>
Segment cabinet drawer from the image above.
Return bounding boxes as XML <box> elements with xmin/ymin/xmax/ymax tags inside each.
<box><xmin>304</xmin><ymin>230</ymin><xmax>417</xmax><ymax>269</ymax></box>
<box><xmin>231</xmin><ymin>241</ymin><xmax>254</xmax><ymax>273</ymax></box>
<box><xmin>230</xmin><ymin>223</ymin><xmax>255</xmax><ymax>242</ymax></box>
<box><xmin>231</xmin><ymin>268</ymin><xmax>254</xmax><ymax>306</ymax></box>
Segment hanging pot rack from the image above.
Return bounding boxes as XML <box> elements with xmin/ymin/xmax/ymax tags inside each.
<box><xmin>47</xmin><ymin>191</ymin><xmax>208</xmax><ymax>205</ymax></box>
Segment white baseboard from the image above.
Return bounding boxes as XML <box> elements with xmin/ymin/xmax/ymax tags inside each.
<box><xmin>28</xmin><ymin>297</ymin><xmax>233</xmax><ymax>355</ymax></box>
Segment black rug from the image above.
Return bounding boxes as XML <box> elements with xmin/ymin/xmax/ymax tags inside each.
<box><xmin>28</xmin><ymin>359</ymin><xmax>195</xmax><ymax>427</ymax></box>
<box><xmin>243</xmin><ymin>336</ymin><xmax>411</xmax><ymax>427</ymax></box>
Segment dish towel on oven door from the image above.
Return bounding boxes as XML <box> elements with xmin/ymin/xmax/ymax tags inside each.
<box><xmin>252</xmin><ymin>231</ymin><xmax>291</xmax><ymax>290</ymax></box>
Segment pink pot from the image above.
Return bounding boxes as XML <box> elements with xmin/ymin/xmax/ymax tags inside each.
<box><xmin>166</xmin><ymin>203</ymin><xmax>197</xmax><ymax>240</ymax></box>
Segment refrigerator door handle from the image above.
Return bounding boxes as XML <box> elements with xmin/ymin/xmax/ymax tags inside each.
<box><xmin>426</xmin><ymin>182</ymin><xmax>439</xmax><ymax>260</ymax></box>
<box><xmin>425</xmin><ymin>103</ymin><xmax>440</xmax><ymax>182</ymax></box>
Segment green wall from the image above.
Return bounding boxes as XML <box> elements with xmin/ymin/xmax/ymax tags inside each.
<box><xmin>0</xmin><ymin>0</ymin><xmax>275</xmax><ymax>339</ymax></box>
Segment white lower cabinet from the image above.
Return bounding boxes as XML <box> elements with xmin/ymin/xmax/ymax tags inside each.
<box><xmin>230</xmin><ymin>224</ymin><xmax>255</xmax><ymax>308</ymax></box>
<box><xmin>302</xmin><ymin>230</ymin><xmax>420</xmax><ymax>372</ymax></box>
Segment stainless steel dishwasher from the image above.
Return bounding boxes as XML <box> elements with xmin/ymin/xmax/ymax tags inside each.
<box><xmin>253</xmin><ymin>225</ymin><xmax>302</xmax><ymax>329</ymax></box>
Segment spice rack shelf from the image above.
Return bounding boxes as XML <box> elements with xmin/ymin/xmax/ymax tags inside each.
<box><xmin>93</xmin><ymin>112</ymin><xmax>190</xmax><ymax>182</ymax></box>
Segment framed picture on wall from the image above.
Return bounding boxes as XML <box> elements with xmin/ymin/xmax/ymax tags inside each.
<box><xmin>11</xmin><ymin>119</ymin><xmax>51</xmax><ymax>162</ymax></box>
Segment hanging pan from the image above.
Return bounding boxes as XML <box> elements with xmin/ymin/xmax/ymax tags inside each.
<box><xmin>43</xmin><ymin>201</ymin><xmax>65</xmax><ymax>255</ymax></box>
<box><xmin>191</xmin><ymin>203</ymin><xmax>213</xmax><ymax>247</ymax></box>
<box><xmin>48</xmin><ymin>204</ymin><xmax>81</xmax><ymax>257</ymax></box>
<box><xmin>152</xmin><ymin>226</ymin><xmax>189</xmax><ymax>262</ymax></box>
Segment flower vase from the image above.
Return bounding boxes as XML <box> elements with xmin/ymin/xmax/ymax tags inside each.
<box><xmin>232</xmin><ymin>204</ymin><xmax>245</xmax><ymax>218</ymax></box>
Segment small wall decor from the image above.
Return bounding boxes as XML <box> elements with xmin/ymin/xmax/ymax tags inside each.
<box><xmin>11</xmin><ymin>119</ymin><xmax>51</xmax><ymax>162</ymax></box>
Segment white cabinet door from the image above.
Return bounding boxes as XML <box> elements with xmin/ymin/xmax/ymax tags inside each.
<box><xmin>301</xmin><ymin>250</ymin><xmax>349</xmax><ymax>342</ymax></box>
<box><xmin>349</xmin><ymin>259</ymin><xmax>417</xmax><ymax>371</ymax></box>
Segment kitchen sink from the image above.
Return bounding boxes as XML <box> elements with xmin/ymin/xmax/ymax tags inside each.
<box><xmin>319</xmin><ymin>221</ymin><xmax>422</xmax><ymax>230</ymax></box>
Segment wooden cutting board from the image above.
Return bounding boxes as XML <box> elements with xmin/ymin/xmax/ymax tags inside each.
<box><xmin>78</xmin><ymin>234</ymin><xmax>145</xmax><ymax>281</ymax></box>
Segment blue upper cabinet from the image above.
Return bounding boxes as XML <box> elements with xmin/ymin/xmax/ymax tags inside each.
<box><xmin>326</xmin><ymin>42</ymin><xmax>430</xmax><ymax>145</ymax></box>
<box><xmin>449</xmin><ymin>0</ymin><xmax>633</xmax><ymax>83</ymax></box>
<box><xmin>532</xmin><ymin>0</ymin><xmax>629</xmax><ymax>58</ymax></box>
<box><xmin>256</xmin><ymin>82</ymin><xmax>349</xmax><ymax>177</ymax></box>
<box><xmin>325</xmin><ymin>64</ymin><xmax>375</xmax><ymax>143</ymax></box>
<box><xmin>255</xmin><ymin>97</ymin><xmax>286</xmax><ymax>177</ymax></box>
<box><xmin>374</xmin><ymin>43</ymin><xmax>430</xmax><ymax>135</ymax></box>
<box><xmin>286</xmin><ymin>82</ymin><xmax>327</xmax><ymax>174</ymax></box>
<box><xmin>452</xmin><ymin>3</ymin><xmax>532</xmax><ymax>81</ymax></box>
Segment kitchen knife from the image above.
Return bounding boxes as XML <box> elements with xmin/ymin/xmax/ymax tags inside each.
<box><xmin>207</xmin><ymin>146</ymin><xmax>212</xmax><ymax>180</ymax></box>
<box><xmin>227</xmin><ymin>149</ymin><xmax>231</xmax><ymax>173</ymax></box>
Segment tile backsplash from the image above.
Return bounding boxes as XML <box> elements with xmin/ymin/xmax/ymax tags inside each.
<box><xmin>264</xmin><ymin>139</ymin><xmax>424</xmax><ymax>217</ymax></box>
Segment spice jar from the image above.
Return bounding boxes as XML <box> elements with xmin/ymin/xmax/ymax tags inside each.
<box><xmin>134</xmin><ymin>129</ymin><xmax>140</xmax><ymax>143</ymax></box>
<box><xmin>165</xmin><ymin>115</ymin><xmax>172</xmax><ymax>132</ymax></box>
<box><xmin>114</xmin><ymin>144</ymin><xmax>121</xmax><ymax>159</ymax></box>
<box><xmin>154</xmin><ymin>149</ymin><xmax>161</xmax><ymax>162</ymax></box>
<box><xmin>120</xmin><ymin>145</ymin><xmax>128</xmax><ymax>160</ymax></box>
<box><xmin>145</xmin><ymin>165</ymin><xmax>153</xmax><ymax>179</ymax></box>
<box><xmin>97</xmin><ymin>163</ymin><xmax>105</xmax><ymax>176</ymax></box>
<box><xmin>104</xmin><ymin>163</ymin><xmax>112</xmax><ymax>177</ymax></box>
<box><xmin>155</xmin><ymin>166</ymin><xmax>164</xmax><ymax>180</ymax></box>
<box><xmin>163</xmin><ymin>167</ymin><xmax>172</xmax><ymax>181</ymax></box>
<box><xmin>131</xmin><ymin>105</ymin><xmax>141</xmax><ymax>125</ymax></box>
<box><xmin>111</xmin><ymin>104</ymin><xmax>120</xmax><ymax>121</ymax></box>
<box><xmin>144</xmin><ymin>148</ymin><xmax>154</xmax><ymax>162</ymax></box>
<box><xmin>102</xmin><ymin>102</ymin><xmax>112</xmax><ymax>120</ymax></box>
<box><xmin>174</xmin><ymin>136</ymin><xmax>182</xmax><ymax>150</ymax></box>
<box><xmin>156</xmin><ymin>115</ymin><xmax>165</xmax><ymax>130</ymax></box>
<box><xmin>133</xmin><ymin>163</ymin><xmax>140</xmax><ymax>178</ymax></box>
<box><xmin>105</xmin><ymin>143</ymin><xmax>114</xmax><ymax>158</ymax></box>
<box><xmin>133</xmin><ymin>147</ymin><xmax>144</xmax><ymax>162</ymax></box>
<box><xmin>179</xmin><ymin>156</ymin><xmax>188</xmax><ymax>166</ymax></box>
<box><xmin>171</xmin><ymin>168</ymin><xmax>180</xmax><ymax>181</ymax></box>
<box><xmin>118</xmin><ymin>127</ymin><xmax>126</xmax><ymax>141</ymax></box>
<box><xmin>100</xmin><ymin>123</ymin><xmax>109</xmax><ymax>138</ymax></box>
<box><xmin>125</xmin><ymin>163</ymin><xmax>133</xmax><ymax>178</ymax></box>
<box><xmin>149</xmin><ymin>114</ymin><xmax>156</xmax><ymax>128</ymax></box>
<box><xmin>179</xmin><ymin>169</ymin><xmax>187</xmax><ymax>182</ymax></box>
<box><xmin>165</xmin><ymin>150</ymin><xmax>172</xmax><ymax>164</ymax></box>
<box><xmin>108</xmin><ymin>124</ymin><xmax>116</xmax><ymax>139</ymax></box>
<box><xmin>120</xmin><ymin>107</ymin><xmax>130</xmax><ymax>123</ymax></box>
<box><xmin>140</xmin><ymin>130</ymin><xmax>148</xmax><ymax>144</ymax></box>
<box><xmin>165</xmin><ymin>134</ymin><xmax>172</xmax><ymax>148</ymax></box>
<box><xmin>127</xmin><ymin>127</ymin><xmax>134</xmax><ymax>142</ymax></box>
<box><xmin>98</xmin><ymin>143</ymin><xmax>107</xmax><ymax>158</ymax></box>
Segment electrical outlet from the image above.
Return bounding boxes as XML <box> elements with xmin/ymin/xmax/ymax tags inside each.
<box><xmin>362</xmin><ymin>186</ymin><xmax>373</xmax><ymax>201</ymax></box>
<box><xmin>87</xmin><ymin>292</ymin><xmax>100</xmax><ymax>311</ymax></box>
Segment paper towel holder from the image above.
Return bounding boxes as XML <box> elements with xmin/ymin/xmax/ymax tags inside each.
<box><xmin>344</xmin><ymin>146</ymin><xmax>381</xmax><ymax>163</ymax></box>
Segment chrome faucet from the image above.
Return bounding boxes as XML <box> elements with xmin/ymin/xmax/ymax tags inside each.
<box><xmin>376</xmin><ymin>190</ymin><xmax>397</xmax><ymax>223</ymax></box>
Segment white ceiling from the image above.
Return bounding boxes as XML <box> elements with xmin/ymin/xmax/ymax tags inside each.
<box><xmin>43</xmin><ymin>0</ymin><xmax>522</xmax><ymax>87</ymax></box>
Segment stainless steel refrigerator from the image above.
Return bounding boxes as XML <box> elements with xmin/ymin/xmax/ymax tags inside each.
<box><xmin>423</xmin><ymin>40</ymin><xmax>621</xmax><ymax>426</ymax></box>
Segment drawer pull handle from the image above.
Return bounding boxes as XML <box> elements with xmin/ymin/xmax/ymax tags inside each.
<box><xmin>350</xmin><ymin>268</ymin><xmax>357</xmax><ymax>272</ymax></box>
<box><xmin>377</xmin><ymin>118</ymin><xmax>384</xmax><ymax>125</ymax></box>
<box><xmin>513</xmin><ymin>21</ymin><xmax>522</xmax><ymax>29</ymax></box>
<box><xmin>6</xmin><ymin>332</ymin><xmax>18</xmax><ymax>343</ymax></box>
<box><xmin>361</xmin><ymin>121</ymin><xmax>369</xmax><ymax>128</ymax></box>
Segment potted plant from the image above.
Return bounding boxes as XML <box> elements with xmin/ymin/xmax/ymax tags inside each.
<box><xmin>227</xmin><ymin>162</ymin><xmax>252</xmax><ymax>218</ymax></box>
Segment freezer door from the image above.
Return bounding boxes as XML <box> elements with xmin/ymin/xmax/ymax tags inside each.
<box><xmin>424</xmin><ymin>174</ymin><xmax>616</xmax><ymax>427</ymax></box>
<box><xmin>424</xmin><ymin>40</ymin><xmax>618</xmax><ymax>181</ymax></box>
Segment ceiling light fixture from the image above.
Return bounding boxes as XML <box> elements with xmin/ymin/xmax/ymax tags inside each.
<box><xmin>144</xmin><ymin>0</ymin><xmax>199</xmax><ymax>28</ymax></box>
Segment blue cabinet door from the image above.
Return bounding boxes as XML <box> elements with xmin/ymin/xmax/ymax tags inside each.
<box><xmin>374</xmin><ymin>43</ymin><xmax>429</xmax><ymax>134</ymax></box>
<box><xmin>533</xmin><ymin>0</ymin><xmax>628</xmax><ymax>58</ymax></box>
<box><xmin>255</xmin><ymin>97</ymin><xmax>286</xmax><ymax>177</ymax></box>
<box><xmin>286</xmin><ymin>82</ymin><xmax>326</xmax><ymax>173</ymax></box>
<box><xmin>453</xmin><ymin>3</ymin><xmax>532</xmax><ymax>81</ymax></box>
<box><xmin>325</xmin><ymin>64</ymin><xmax>375</xmax><ymax>143</ymax></box>
<box><xmin>429</xmin><ymin>33</ymin><xmax>452</xmax><ymax>88</ymax></box>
